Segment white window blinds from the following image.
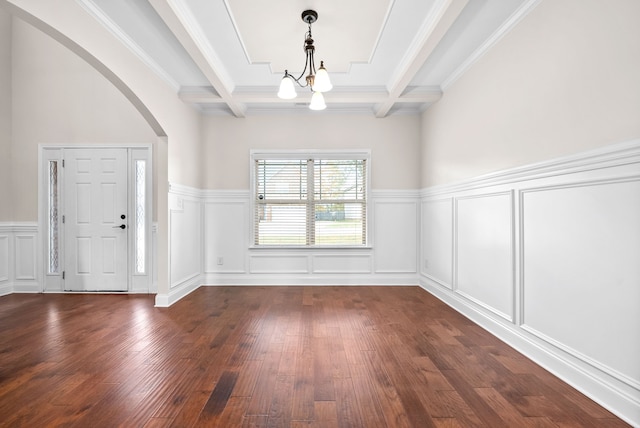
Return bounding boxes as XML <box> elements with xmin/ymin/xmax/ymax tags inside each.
<box><xmin>254</xmin><ymin>156</ymin><xmax>367</xmax><ymax>246</ymax></box>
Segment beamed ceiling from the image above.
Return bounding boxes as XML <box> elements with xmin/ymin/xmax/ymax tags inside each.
<box><xmin>78</xmin><ymin>0</ymin><xmax>538</xmax><ymax>117</ymax></box>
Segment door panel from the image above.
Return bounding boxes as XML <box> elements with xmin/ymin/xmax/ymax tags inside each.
<box><xmin>64</xmin><ymin>148</ymin><xmax>128</xmax><ymax>291</ymax></box>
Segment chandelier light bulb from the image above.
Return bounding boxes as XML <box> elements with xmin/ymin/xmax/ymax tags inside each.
<box><xmin>313</xmin><ymin>61</ymin><xmax>332</xmax><ymax>92</ymax></box>
<box><xmin>277</xmin><ymin>74</ymin><xmax>297</xmax><ymax>99</ymax></box>
<box><xmin>309</xmin><ymin>91</ymin><xmax>326</xmax><ymax>110</ymax></box>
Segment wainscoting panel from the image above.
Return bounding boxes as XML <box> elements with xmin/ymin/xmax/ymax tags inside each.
<box><xmin>421</xmin><ymin>198</ymin><xmax>453</xmax><ymax>288</ymax></box>
<box><xmin>420</xmin><ymin>140</ymin><xmax>640</xmax><ymax>426</ymax></box>
<box><xmin>456</xmin><ymin>192</ymin><xmax>514</xmax><ymax>321</ymax></box>
<box><xmin>521</xmin><ymin>178</ymin><xmax>640</xmax><ymax>389</ymax></box>
<box><xmin>373</xmin><ymin>198</ymin><xmax>418</xmax><ymax>273</ymax></box>
<box><xmin>199</xmin><ymin>190</ymin><xmax>418</xmax><ymax>284</ymax></box>
<box><xmin>169</xmin><ymin>192</ymin><xmax>202</xmax><ymax>289</ymax></box>
<box><xmin>204</xmin><ymin>200</ymin><xmax>248</xmax><ymax>274</ymax></box>
<box><xmin>312</xmin><ymin>253</ymin><xmax>372</xmax><ymax>274</ymax></box>
<box><xmin>0</xmin><ymin>224</ymin><xmax>39</xmax><ymax>294</ymax></box>
<box><xmin>15</xmin><ymin>234</ymin><xmax>37</xmax><ymax>280</ymax></box>
<box><xmin>249</xmin><ymin>254</ymin><xmax>309</xmax><ymax>274</ymax></box>
<box><xmin>0</xmin><ymin>232</ymin><xmax>9</xmax><ymax>295</ymax></box>
<box><xmin>0</xmin><ymin>234</ymin><xmax>8</xmax><ymax>282</ymax></box>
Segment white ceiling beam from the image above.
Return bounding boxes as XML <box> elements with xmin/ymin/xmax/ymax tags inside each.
<box><xmin>179</xmin><ymin>87</ymin><xmax>442</xmax><ymax>106</ymax></box>
<box><xmin>148</xmin><ymin>0</ymin><xmax>246</xmax><ymax>118</ymax></box>
<box><xmin>375</xmin><ymin>0</ymin><xmax>468</xmax><ymax>118</ymax></box>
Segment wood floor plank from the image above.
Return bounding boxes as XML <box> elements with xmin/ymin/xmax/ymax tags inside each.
<box><xmin>0</xmin><ymin>287</ymin><xmax>630</xmax><ymax>427</ymax></box>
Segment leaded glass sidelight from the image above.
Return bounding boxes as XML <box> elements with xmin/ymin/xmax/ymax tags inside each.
<box><xmin>48</xmin><ymin>160</ymin><xmax>59</xmax><ymax>274</ymax></box>
<box><xmin>135</xmin><ymin>160</ymin><xmax>146</xmax><ymax>274</ymax></box>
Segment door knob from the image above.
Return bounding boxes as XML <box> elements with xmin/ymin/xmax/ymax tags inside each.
<box><xmin>112</xmin><ymin>224</ymin><xmax>126</xmax><ymax>229</ymax></box>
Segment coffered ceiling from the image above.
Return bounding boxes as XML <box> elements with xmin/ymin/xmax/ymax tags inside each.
<box><xmin>78</xmin><ymin>0</ymin><xmax>537</xmax><ymax>117</ymax></box>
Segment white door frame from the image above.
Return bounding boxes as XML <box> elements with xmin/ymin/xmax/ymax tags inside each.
<box><xmin>38</xmin><ymin>144</ymin><xmax>153</xmax><ymax>293</ymax></box>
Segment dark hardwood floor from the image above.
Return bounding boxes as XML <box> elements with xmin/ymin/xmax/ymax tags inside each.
<box><xmin>0</xmin><ymin>286</ymin><xmax>628</xmax><ymax>427</ymax></box>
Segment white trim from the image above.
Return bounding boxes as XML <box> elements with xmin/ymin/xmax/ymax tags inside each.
<box><xmin>250</xmin><ymin>151</ymin><xmax>371</xmax><ymax>248</ymax></box>
<box><xmin>155</xmin><ymin>274</ymin><xmax>202</xmax><ymax>307</ymax></box>
<box><xmin>37</xmin><ymin>145</ymin><xmax>153</xmax><ymax>294</ymax></box>
<box><xmin>202</xmin><ymin>274</ymin><xmax>417</xmax><ymax>287</ymax></box>
<box><xmin>168</xmin><ymin>182</ymin><xmax>202</xmax><ymax>198</ymax></box>
<box><xmin>166</xmin><ymin>0</ymin><xmax>235</xmax><ymax>91</ymax></box>
<box><xmin>522</xmin><ymin>324</ymin><xmax>640</xmax><ymax>393</ymax></box>
<box><xmin>441</xmin><ymin>0</ymin><xmax>543</xmax><ymax>91</ymax></box>
<box><xmin>419</xmin><ymin>278</ymin><xmax>640</xmax><ymax>427</ymax></box>
<box><xmin>420</xmin><ymin>140</ymin><xmax>640</xmax><ymax>426</ymax></box>
<box><xmin>250</xmin><ymin>149</ymin><xmax>372</xmax><ymax>160</ymax></box>
<box><xmin>201</xmin><ymin>189</ymin><xmax>250</xmax><ymax>200</ymax></box>
<box><xmin>371</xmin><ymin>189</ymin><xmax>421</xmax><ymax>199</ymax></box>
<box><xmin>0</xmin><ymin>222</ymin><xmax>39</xmax><ymax>295</ymax></box>
<box><xmin>453</xmin><ymin>190</ymin><xmax>516</xmax><ymax>323</ymax></box>
<box><xmin>387</xmin><ymin>0</ymin><xmax>451</xmax><ymax>92</ymax></box>
<box><xmin>422</xmin><ymin>139</ymin><xmax>640</xmax><ymax>197</ymax></box>
<box><xmin>76</xmin><ymin>0</ymin><xmax>181</xmax><ymax>91</ymax></box>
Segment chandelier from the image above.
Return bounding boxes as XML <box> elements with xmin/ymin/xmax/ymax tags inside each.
<box><xmin>277</xmin><ymin>10</ymin><xmax>333</xmax><ymax>110</ymax></box>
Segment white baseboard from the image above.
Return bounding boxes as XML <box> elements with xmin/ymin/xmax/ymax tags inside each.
<box><xmin>12</xmin><ymin>282</ymin><xmax>40</xmax><ymax>293</ymax></box>
<box><xmin>202</xmin><ymin>273</ymin><xmax>418</xmax><ymax>287</ymax></box>
<box><xmin>419</xmin><ymin>277</ymin><xmax>640</xmax><ymax>427</ymax></box>
<box><xmin>0</xmin><ymin>282</ymin><xmax>11</xmax><ymax>296</ymax></box>
<box><xmin>155</xmin><ymin>274</ymin><xmax>202</xmax><ymax>307</ymax></box>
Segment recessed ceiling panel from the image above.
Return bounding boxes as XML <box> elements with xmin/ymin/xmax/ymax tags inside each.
<box><xmin>225</xmin><ymin>0</ymin><xmax>393</xmax><ymax>74</ymax></box>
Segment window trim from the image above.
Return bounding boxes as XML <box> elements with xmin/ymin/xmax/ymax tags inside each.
<box><xmin>250</xmin><ymin>150</ymin><xmax>371</xmax><ymax>249</ymax></box>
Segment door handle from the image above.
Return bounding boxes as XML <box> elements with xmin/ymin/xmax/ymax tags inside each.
<box><xmin>113</xmin><ymin>224</ymin><xmax>126</xmax><ymax>229</ymax></box>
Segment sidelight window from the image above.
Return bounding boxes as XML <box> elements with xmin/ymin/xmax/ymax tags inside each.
<box><xmin>48</xmin><ymin>161</ymin><xmax>59</xmax><ymax>274</ymax></box>
<box><xmin>134</xmin><ymin>160</ymin><xmax>146</xmax><ymax>274</ymax></box>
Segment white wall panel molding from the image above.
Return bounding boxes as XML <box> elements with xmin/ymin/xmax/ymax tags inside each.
<box><xmin>198</xmin><ymin>188</ymin><xmax>421</xmax><ymax>282</ymax></box>
<box><xmin>0</xmin><ymin>233</ymin><xmax>9</xmax><ymax>288</ymax></box>
<box><xmin>14</xmin><ymin>234</ymin><xmax>37</xmax><ymax>281</ymax></box>
<box><xmin>0</xmin><ymin>223</ymin><xmax>39</xmax><ymax>295</ymax></box>
<box><xmin>249</xmin><ymin>254</ymin><xmax>309</xmax><ymax>274</ymax></box>
<box><xmin>454</xmin><ymin>191</ymin><xmax>515</xmax><ymax>323</ymax></box>
<box><xmin>419</xmin><ymin>141</ymin><xmax>640</xmax><ymax>426</ymax></box>
<box><xmin>372</xmin><ymin>200</ymin><xmax>418</xmax><ymax>273</ymax></box>
<box><xmin>168</xmin><ymin>186</ymin><xmax>203</xmax><ymax>293</ymax></box>
<box><xmin>370</xmin><ymin>189</ymin><xmax>421</xmax><ymax>199</ymax></box>
<box><xmin>519</xmin><ymin>177</ymin><xmax>640</xmax><ymax>398</ymax></box>
<box><xmin>160</xmin><ymin>186</ymin><xmax>421</xmax><ymax>297</ymax></box>
<box><xmin>422</xmin><ymin>139</ymin><xmax>640</xmax><ymax>198</ymax></box>
<box><xmin>201</xmin><ymin>189</ymin><xmax>250</xmax><ymax>200</ymax></box>
<box><xmin>312</xmin><ymin>254</ymin><xmax>372</xmax><ymax>274</ymax></box>
<box><xmin>168</xmin><ymin>182</ymin><xmax>202</xmax><ymax>198</ymax></box>
<box><xmin>204</xmin><ymin>199</ymin><xmax>248</xmax><ymax>274</ymax></box>
<box><xmin>421</xmin><ymin>198</ymin><xmax>454</xmax><ymax>290</ymax></box>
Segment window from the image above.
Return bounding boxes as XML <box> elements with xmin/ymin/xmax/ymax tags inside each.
<box><xmin>48</xmin><ymin>160</ymin><xmax>59</xmax><ymax>274</ymax></box>
<box><xmin>253</xmin><ymin>152</ymin><xmax>368</xmax><ymax>247</ymax></box>
<box><xmin>134</xmin><ymin>159</ymin><xmax>146</xmax><ymax>274</ymax></box>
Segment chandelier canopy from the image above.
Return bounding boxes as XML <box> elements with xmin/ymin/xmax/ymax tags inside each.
<box><xmin>277</xmin><ymin>10</ymin><xmax>332</xmax><ymax>110</ymax></box>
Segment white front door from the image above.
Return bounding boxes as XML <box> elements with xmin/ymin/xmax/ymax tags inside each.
<box><xmin>64</xmin><ymin>148</ymin><xmax>128</xmax><ymax>291</ymax></box>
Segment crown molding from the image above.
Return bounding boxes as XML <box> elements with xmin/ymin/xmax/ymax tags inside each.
<box><xmin>76</xmin><ymin>0</ymin><xmax>180</xmax><ymax>91</ymax></box>
<box><xmin>441</xmin><ymin>0</ymin><xmax>542</xmax><ymax>91</ymax></box>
